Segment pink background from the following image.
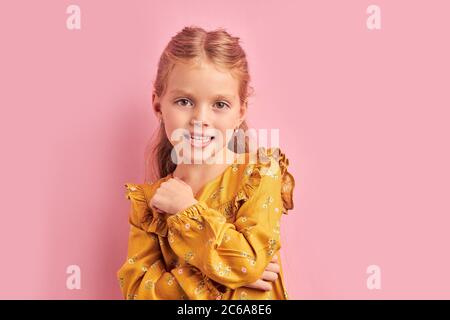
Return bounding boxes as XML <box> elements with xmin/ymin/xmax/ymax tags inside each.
<box><xmin>0</xmin><ymin>0</ymin><xmax>449</xmax><ymax>299</ymax></box>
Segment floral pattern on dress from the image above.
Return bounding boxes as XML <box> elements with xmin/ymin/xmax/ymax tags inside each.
<box><xmin>118</xmin><ymin>147</ymin><xmax>295</xmax><ymax>300</ymax></box>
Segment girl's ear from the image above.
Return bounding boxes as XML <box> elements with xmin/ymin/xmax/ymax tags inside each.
<box><xmin>152</xmin><ymin>93</ymin><xmax>162</xmax><ymax>120</ymax></box>
<box><xmin>239</xmin><ymin>101</ymin><xmax>248</xmax><ymax>124</ymax></box>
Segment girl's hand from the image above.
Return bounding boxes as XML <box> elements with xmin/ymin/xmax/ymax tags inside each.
<box><xmin>243</xmin><ymin>255</ymin><xmax>280</xmax><ymax>291</ymax></box>
<box><xmin>150</xmin><ymin>177</ymin><xmax>198</xmax><ymax>215</ymax></box>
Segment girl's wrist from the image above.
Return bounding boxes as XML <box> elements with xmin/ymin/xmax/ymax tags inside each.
<box><xmin>179</xmin><ymin>198</ymin><xmax>199</xmax><ymax>214</ymax></box>
<box><xmin>167</xmin><ymin>198</ymin><xmax>199</xmax><ymax>216</ymax></box>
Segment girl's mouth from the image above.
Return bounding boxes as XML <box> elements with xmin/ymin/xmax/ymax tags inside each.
<box><xmin>189</xmin><ymin>134</ymin><xmax>215</xmax><ymax>148</ymax></box>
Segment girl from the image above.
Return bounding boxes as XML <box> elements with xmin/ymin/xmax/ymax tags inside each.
<box><xmin>117</xmin><ymin>26</ymin><xmax>295</xmax><ymax>300</ymax></box>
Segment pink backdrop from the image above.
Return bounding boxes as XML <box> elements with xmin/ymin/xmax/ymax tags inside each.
<box><xmin>0</xmin><ymin>0</ymin><xmax>449</xmax><ymax>299</ymax></box>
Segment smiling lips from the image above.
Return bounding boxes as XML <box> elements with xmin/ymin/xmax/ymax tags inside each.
<box><xmin>189</xmin><ymin>134</ymin><xmax>214</xmax><ymax>148</ymax></box>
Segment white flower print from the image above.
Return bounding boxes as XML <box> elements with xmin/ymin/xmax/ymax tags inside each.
<box><xmin>127</xmin><ymin>256</ymin><xmax>137</xmax><ymax>264</ymax></box>
<box><xmin>214</xmin><ymin>262</ymin><xmax>231</xmax><ymax>277</ymax></box>
<box><xmin>144</xmin><ymin>280</ymin><xmax>154</xmax><ymax>290</ymax></box>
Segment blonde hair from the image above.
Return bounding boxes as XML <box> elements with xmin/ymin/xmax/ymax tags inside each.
<box><xmin>145</xmin><ymin>26</ymin><xmax>254</xmax><ymax>182</ymax></box>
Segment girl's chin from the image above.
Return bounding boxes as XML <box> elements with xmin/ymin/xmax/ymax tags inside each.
<box><xmin>187</xmin><ymin>144</ymin><xmax>227</xmax><ymax>164</ymax></box>
<box><xmin>189</xmin><ymin>148</ymin><xmax>217</xmax><ymax>163</ymax></box>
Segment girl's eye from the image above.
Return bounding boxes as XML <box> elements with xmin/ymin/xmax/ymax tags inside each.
<box><xmin>175</xmin><ymin>99</ymin><xmax>193</xmax><ymax>107</ymax></box>
<box><xmin>215</xmin><ymin>101</ymin><xmax>230</xmax><ymax>110</ymax></box>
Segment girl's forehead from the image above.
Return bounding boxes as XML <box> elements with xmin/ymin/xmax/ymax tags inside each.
<box><xmin>170</xmin><ymin>60</ymin><xmax>233</xmax><ymax>79</ymax></box>
<box><xmin>166</xmin><ymin>61</ymin><xmax>239</xmax><ymax>96</ymax></box>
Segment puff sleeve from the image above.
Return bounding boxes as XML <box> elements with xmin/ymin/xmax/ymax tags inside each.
<box><xmin>117</xmin><ymin>183</ymin><xmax>187</xmax><ymax>300</ymax></box>
<box><xmin>165</xmin><ymin>148</ymin><xmax>295</xmax><ymax>290</ymax></box>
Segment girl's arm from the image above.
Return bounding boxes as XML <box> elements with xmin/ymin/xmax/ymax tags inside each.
<box><xmin>166</xmin><ymin>155</ymin><xmax>294</xmax><ymax>290</ymax></box>
<box><xmin>117</xmin><ymin>184</ymin><xmax>191</xmax><ymax>300</ymax></box>
<box><xmin>117</xmin><ymin>222</ymin><xmax>186</xmax><ymax>300</ymax></box>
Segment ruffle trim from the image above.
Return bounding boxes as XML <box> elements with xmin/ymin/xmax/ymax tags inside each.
<box><xmin>124</xmin><ymin>182</ymin><xmax>170</xmax><ymax>237</ymax></box>
<box><xmin>232</xmin><ymin>147</ymin><xmax>295</xmax><ymax>215</ymax></box>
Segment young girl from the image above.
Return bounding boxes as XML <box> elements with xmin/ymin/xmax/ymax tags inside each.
<box><xmin>117</xmin><ymin>26</ymin><xmax>295</xmax><ymax>300</ymax></box>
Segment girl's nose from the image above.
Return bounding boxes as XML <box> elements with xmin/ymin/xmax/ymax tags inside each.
<box><xmin>191</xmin><ymin>105</ymin><xmax>210</xmax><ymax>125</ymax></box>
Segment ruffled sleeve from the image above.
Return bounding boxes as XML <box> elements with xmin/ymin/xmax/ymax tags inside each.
<box><xmin>278</xmin><ymin>150</ymin><xmax>295</xmax><ymax>214</ymax></box>
<box><xmin>233</xmin><ymin>147</ymin><xmax>295</xmax><ymax>215</ymax></box>
<box><xmin>124</xmin><ymin>183</ymin><xmax>148</xmax><ymax>227</ymax></box>
<box><xmin>165</xmin><ymin>147</ymin><xmax>295</xmax><ymax>290</ymax></box>
<box><xmin>117</xmin><ymin>183</ymin><xmax>187</xmax><ymax>299</ymax></box>
<box><xmin>124</xmin><ymin>182</ymin><xmax>170</xmax><ymax>237</ymax></box>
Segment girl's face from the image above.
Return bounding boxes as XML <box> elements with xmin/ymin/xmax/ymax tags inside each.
<box><xmin>153</xmin><ymin>60</ymin><xmax>246</xmax><ymax>164</ymax></box>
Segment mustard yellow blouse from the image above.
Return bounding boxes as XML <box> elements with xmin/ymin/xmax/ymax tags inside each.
<box><xmin>117</xmin><ymin>147</ymin><xmax>295</xmax><ymax>300</ymax></box>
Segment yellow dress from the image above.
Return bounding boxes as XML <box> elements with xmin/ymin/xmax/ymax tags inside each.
<box><xmin>117</xmin><ymin>147</ymin><xmax>295</xmax><ymax>300</ymax></box>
